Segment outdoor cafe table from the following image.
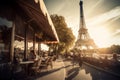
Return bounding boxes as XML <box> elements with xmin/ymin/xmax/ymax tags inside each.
<box><xmin>20</xmin><ymin>61</ymin><xmax>34</xmax><ymax>64</ymax></box>
<box><xmin>20</xmin><ymin>61</ymin><xmax>34</xmax><ymax>75</ymax></box>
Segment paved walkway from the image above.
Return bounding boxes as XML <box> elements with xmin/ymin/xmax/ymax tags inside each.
<box><xmin>32</xmin><ymin>58</ymin><xmax>65</xmax><ymax>80</ymax></box>
<box><xmin>26</xmin><ymin>58</ymin><xmax>120</xmax><ymax>80</ymax></box>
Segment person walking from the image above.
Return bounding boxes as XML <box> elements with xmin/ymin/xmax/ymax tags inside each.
<box><xmin>72</xmin><ymin>52</ymin><xmax>77</xmax><ymax>67</ymax></box>
<box><xmin>78</xmin><ymin>51</ymin><xmax>83</xmax><ymax>67</ymax></box>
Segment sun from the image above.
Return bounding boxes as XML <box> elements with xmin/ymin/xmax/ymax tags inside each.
<box><xmin>89</xmin><ymin>26</ymin><xmax>110</xmax><ymax>48</ymax></box>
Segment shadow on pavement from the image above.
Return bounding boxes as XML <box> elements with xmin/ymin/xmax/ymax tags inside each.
<box><xmin>34</xmin><ymin>67</ymin><xmax>64</xmax><ymax>79</ymax></box>
<box><xmin>28</xmin><ymin>65</ymin><xmax>71</xmax><ymax>80</ymax></box>
<box><xmin>32</xmin><ymin>65</ymin><xmax>71</xmax><ymax>80</ymax></box>
<box><xmin>65</xmin><ymin>67</ymin><xmax>80</xmax><ymax>80</ymax></box>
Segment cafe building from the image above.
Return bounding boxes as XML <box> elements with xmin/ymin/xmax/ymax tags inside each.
<box><xmin>0</xmin><ymin>0</ymin><xmax>59</xmax><ymax>79</ymax></box>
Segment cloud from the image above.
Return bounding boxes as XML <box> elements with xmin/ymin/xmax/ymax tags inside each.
<box><xmin>83</xmin><ymin>6</ymin><xmax>120</xmax><ymax>47</ymax></box>
<box><xmin>44</xmin><ymin>0</ymin><xmax>65</xmax><ymax>14</ymax></box>
<box><xmin>87</xmin><ymin>6</ymin><xmax>120</xmax><ymax>39</ymax></box>
<box><xmin>87</xmin><ymin>0</ymin><xmax>104</xmax><ymax>14</ymax></box>
<box><xmin>87</xmin><ymin>6</ymin><xmax>120</xmax><ymax>26</ymax></box>
<box><xmin>55</xmin><ymin>3</ymin><xmax>65</xmax><ymax>13</ymax></box>
<box><xmin>111</xmin><ymin>29</ymin><xmax>120</xmax><ymax>37</ymax></box>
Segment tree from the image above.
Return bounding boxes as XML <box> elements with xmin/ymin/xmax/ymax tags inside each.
<box><xmin>50</xmin><ymin>14</ymin><xmax>75</xmax><ymax>54</ymax></box>
<box><xmin>110</xmin><ymin>45</ymin><xmax>120</xmax><ymax>54</ymax></box>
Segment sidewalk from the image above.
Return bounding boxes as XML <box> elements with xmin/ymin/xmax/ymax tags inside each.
<box><xmin>30</xmin><ymin>58</ymin><xmax>66</xmax><ymax>80</ymax></box>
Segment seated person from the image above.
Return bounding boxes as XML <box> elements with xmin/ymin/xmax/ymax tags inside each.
<box><xmin>28</xmin><ymin>50</ymin><xmax>41</xmax><ymax>75</ymax></box>
<box><xmin>41</xmin><ymin>52</ymin><xmax>49</xmax><ymax>62</ymax></box>
<box><xmin>28</xmin><ymin>50</ymin><xmax>36</xmax><ymax>61</ymax></box>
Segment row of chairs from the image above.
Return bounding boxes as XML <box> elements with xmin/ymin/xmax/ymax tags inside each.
<box><xmin>29</xmin><ymin>55</ymin><xmax>56</xmax><ymax>75</ymax></box>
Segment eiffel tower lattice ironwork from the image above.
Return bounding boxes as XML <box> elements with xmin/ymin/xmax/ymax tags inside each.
<box><xmin>75</xmin><ymin>0</ymin><xmax>97</xmax><ymax>50</ymax></box>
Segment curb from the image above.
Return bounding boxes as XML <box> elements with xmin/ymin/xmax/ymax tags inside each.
<box><xmin>83</xmin><ymin>62</ymin><xmax>120</xmax><ymax>78</ymax></box>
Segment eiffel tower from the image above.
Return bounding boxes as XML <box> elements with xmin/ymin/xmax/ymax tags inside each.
<box><xmin>75</xmin><ymin>0</ymin><xmax>97</xmax><ymax>51</ymax></box>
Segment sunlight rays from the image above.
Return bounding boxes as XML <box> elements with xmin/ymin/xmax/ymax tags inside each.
<box><xmin>89</xmin><ymin>26</ymin><xmax>111</xmax><ymax>48</ymax></box>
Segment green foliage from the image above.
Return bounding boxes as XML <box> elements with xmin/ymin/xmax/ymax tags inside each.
<box><xmin>50</xmin><ymin>14</ymin><xmax>75</xmax><ymax>54</ymax></box>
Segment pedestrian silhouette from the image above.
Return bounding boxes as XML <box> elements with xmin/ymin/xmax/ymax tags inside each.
<box><xmin>78</xmin><ymin>52</ymin><xmax>83</xmax><ymax>67</ymax></box>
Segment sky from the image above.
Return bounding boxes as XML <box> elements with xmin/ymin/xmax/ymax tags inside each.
<box><xmin>44</xmin><ymin>0</ymin><xmax>120</xmax><ymax>48</ymax></box>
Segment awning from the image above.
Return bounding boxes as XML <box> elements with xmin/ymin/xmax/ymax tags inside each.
<box><xmin>16</xmin><ymin>0</ymin><xmax>59</xmax><ymax>43</ymax></box>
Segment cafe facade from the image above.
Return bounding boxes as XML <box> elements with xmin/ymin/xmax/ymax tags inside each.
<box><xmin>0</xmin><ymin>0</ymin><xmax>59</xmax><ymax>63</ymax></box>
